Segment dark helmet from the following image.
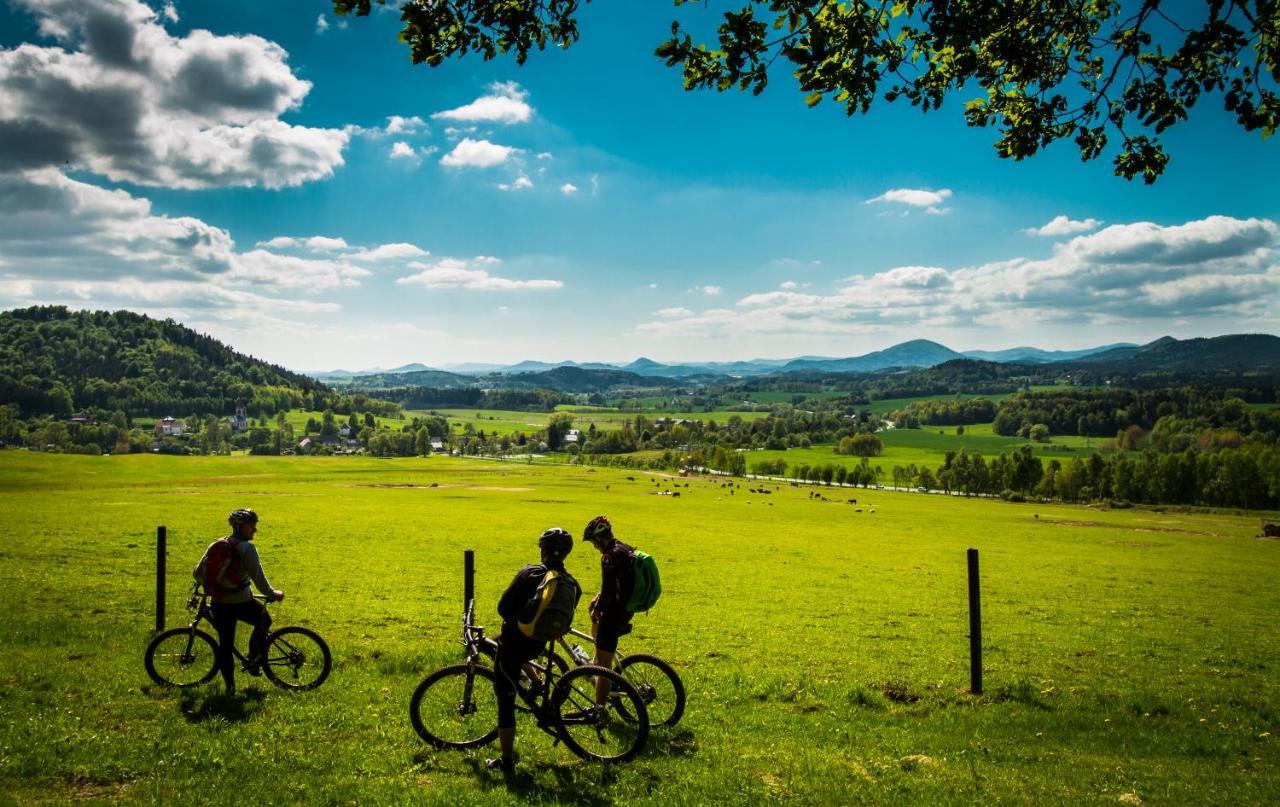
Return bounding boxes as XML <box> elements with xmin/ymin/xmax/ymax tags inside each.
<box><xmin>228</xmin><ymin>508</ymin><xmax>259</xmax><ymax>526</ymax></box>
<box><xmin>538</xmin><ymin>527</ymin><xmax>574</xmax><ymax>559</ymax></box>
<box><xmin>582</xmin><ymin>515</ymin><xmax>612</xmax><ymax>542</ymax></box>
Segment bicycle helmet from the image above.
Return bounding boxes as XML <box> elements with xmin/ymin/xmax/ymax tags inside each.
<box><xmin>228</xmin><ymin>508</ymin><xmax>259</xmax><ymax>526</ymax></box>
<box><xmin>538</xmin><ymin>527</ymin><xmax>574</xmax><ymax>559</ymax></box>
<box><xmin>582</xmin><ymin>515</ymin><xmax>612</xmax><ymax>542</ymax></box>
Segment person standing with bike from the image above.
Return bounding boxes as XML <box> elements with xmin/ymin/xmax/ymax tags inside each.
<box><xmin>581</xmin><ymin>515</ymin><xmax>636</xmax><ymax>707</ymax></box>
<box><xmin>486</xmin><ymin>527</ymin><xmax>581</xmax><ymax>772</ymax></box>
<box><xmin>192</xmin><ymin>508</ymin><xmax>284</xmax><ymax>695</ymax></box>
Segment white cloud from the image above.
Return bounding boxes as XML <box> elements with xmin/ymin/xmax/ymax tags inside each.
<box><xmin>648</xmin><ymin>283</ymin><xmax>658</xmax><ymax>289</ymax></box>
<box><xmin>780</xmin><ymin>281</ymin><xmax>797</xmax><ymax>289</ymax></box>
<box><xmin>390</xmin><ymin>141</ymin><xmax>419</xmax><ymax>164</ymax></box>
<box><xmin>315</xmin><ymin>13</ymin><xmax>329</xmax><ymax>33</ymax></box>
<box><xmin>396</xmin><ymin>257</ymin><xmax>562</xmax><ymax>291</ymax></box>
<box><xmin>536</xmin><ymin>152</ymin><xmax>553</xmax><ymax>160</ymax></box>
<box><xmin>560</xmin><ymin>183</ymin><xmax>579</xmax><ymax>195</ymax></box>
<box><xmin>700</xmin><ymin>285</ymin><xmax>723</xmax><ymax>296</ymax></box>
<box><xmin>655</xmin><ymin>307</ymin><xmax>694</xmax><ymax>318</ymax></box>
<box><xmin>162</xmin><ymin>2</ymin><xmax>178</xmax><ymax>23</ymax></box>
<box><xmin>351</xmin><ymin>242</ymin><xmax>428</xmax><ymax>262</ymax></box>
<box><xmin>385</xmin><ymin>115</ymin><xmax>425</xmax><ymax>135</ymax></box>
<box><xmin>0</xmin><ymin>0</ymin><xmax>349</xmax><ymax>189</ymax></box>
<box><xmin>866</xmin><ymin>187</ymin><xmax>953</xmax><ymax>215</ymax></box>
<box><xmin>433</xmin><ymin>81</ymin><xmax>533</xmax><ymax>124</ymax></box>
<box><xmin>637</xmin><ymin>216</ymin><xmax>1280</xmax><ymax>337</ymax></box>
<box><xmin>440</xmin><ymin>138</ymin><xmax>516</xmax><ymax>169</ymax></box>
<box><xmin>498</xmin><ymin>175</ymin><xmax>533</xmax><ymax>192</ymax></box>
<box><xmin>1026</xmin><ymin>215</ymin><xmax>1102</xmax><ymax>237</ymax></box>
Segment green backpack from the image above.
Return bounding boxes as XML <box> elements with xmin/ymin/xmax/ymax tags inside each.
<box><xmin>625</xmin><ymin>550</ymin><xmax>662</xmax><ymax>613</ymax></box>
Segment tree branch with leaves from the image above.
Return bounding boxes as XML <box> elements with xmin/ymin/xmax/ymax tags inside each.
<box><xmin>334</xmin><ymin>0</ymin><xmax>1279</xmax><ymax>182</ymax></box>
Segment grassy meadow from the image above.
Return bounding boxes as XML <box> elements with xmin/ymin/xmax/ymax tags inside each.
<box><xmin>745</xmin><ymin>425</ymin><xmax>1097</xmax><ymax>477</ymax></box>
<box><xmin>1</xmin><ymin>452</ymin><xmax>1278</xmax><ymax>804</ymax></box>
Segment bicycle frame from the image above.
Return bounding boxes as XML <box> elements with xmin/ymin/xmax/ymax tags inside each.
<box><xmin>182</xmin><ymin>582</ymin><xmax>268</xmax><ymax>664</ymax></box>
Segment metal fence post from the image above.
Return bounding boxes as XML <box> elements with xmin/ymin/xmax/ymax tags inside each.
<box><xmin>968</xmin><ymin>547</ymin><xmax>983</xmax><ymax>695</ymax></box>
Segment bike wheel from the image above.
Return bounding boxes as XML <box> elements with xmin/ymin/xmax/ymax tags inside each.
<box><xmin>616</xmin><ymin>654</ymin><xmax>686</xmax><ymax>728</ymax></box>
<box><xmin>479</xmin><ymin>643</ymin><xmax>569</xmax><ymax>713</ymax></box>
<box><xmin>261</xmin><ymin>626</ymin><xmax>331</xmax><ymax>691</ymax></box>
<box><xmin>144</xmin><ymin>628</ymin><xmax>219</xmax><ymax>687</ymax></box>
<box><xmin>551</xmin><ymin>665</ymin><xmax>648</xmax><ymax>763</ymax></box>
<box><xmin>410</xmin><ymin>664</ymin><xmax>500</xmax><ymax>749</ymax></box>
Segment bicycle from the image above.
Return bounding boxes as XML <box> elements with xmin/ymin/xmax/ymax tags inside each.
<box><xmin>144</xmin><ymin>583</ymin><xmax>332</xmax><ymax>691</ymax></box>
<box><xmin>409</xmin><ymin>599</ymin><xmax>649</xmax><ymax>763</ymax></box>
<box><xmin>556</xmin><ymin>626</ymin><xmax>686</xmax><ymax>728</ymax></box>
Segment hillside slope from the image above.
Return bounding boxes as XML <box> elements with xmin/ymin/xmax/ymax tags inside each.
<box><xmin>0</xmin><ymin>306</ymin><xmax>327</xmax><ymax>417</ymax></box>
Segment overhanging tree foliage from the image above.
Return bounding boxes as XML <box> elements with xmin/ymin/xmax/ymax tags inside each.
<box><xmin>334</xmin><ymin>0</ymin><xmax>1278</xmax><ymax>182</ymax></box>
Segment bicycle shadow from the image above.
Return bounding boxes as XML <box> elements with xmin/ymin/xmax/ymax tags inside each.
<box><xmin>641</xmin><ymin>728</ymin><xmax>698</xmax><ymax>759</ymax></box>
<box><xmin>179</xmin><ymin>687</ymin><xmax>267</xmax><ymax>724</ymax></box>
<box><xmin>460</xmin><ymin>757</ymin><xmax>624</xmax><ymax>806</ymax></box>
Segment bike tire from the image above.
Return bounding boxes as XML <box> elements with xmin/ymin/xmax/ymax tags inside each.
<box><xmin>478</xmin><ymin>643</ymin><xmax>569</xmax><ymax>713</ymax></box>
<box><xmin>551</xmin><ymin>665</ymin><xmax>649</xmax><ymax>763</ymax></box>
<box><xmin>409</xmin><ymin>664</ymin><xmax>500</xmax><ymax>749</ymax></box>
<box><xmin>144</xmin><ymin>628</ymin><xmax>219</xmax><ymax>688</ymax></box>
<box><xmin>616</xmin><ymin>654</ymin><xmax>686</xmax><ymax>728</ymax></box>
<box><xmin>261</xmin><ymin>626</ymin><xmax>331</xmax><ymax>691</ymax></box>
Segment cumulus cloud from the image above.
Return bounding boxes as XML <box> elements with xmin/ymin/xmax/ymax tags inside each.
<box><xmin>638</xmin><ymin>216</ymin><xmax>1279</xmax><ymax>337</ymax></box>
<box><xmin>654</xmin><ymin>307</ymin><xmax>694</xmax><ymax>318</ymax></box>
<box><xmin>396</xmin><ymin>256</ymin><xmax>562</xmax><ymax>291</ymax></box>
<box><xmin>390</xmin><ymin>141</ymin><xmax>419</xmax><ymax>164</ymax></box>
<box><xmin>0</xmin><ymin>0</ymin><xmax>349</xmax><ymax>189</ymax></box>
<box><xmin>560</xmin><ymin>183</ymin><xmax>578</xmax><ymax>195</ymax></box>
<box><xmin>315</xmin><ymin>13</ymin><xmax>329</xmax><ymax>33</ymax></box>
<box><xmin>440</xmin><ymin>138</ymin><xmax>516</xmax><ymax>169</ymax></box>
<box><xmin>780</xmin><ymin>281</ymin><xmax>797</xmax><ymax>289</ymax></box>
<box><xmin>866</xmin><ymin>187</ymin><xmax>953</xmax><ymax>215</ymax></box>
<box><xmin>1026</xmin><ymin>215</ymin><xmax>1102</xmax><ymax>237</ymax></box>
<box><xmin>433</xmin><ymin>81</ymin><xmax>532</xmax><ymax>124</ymax></box>
<box><xmin>350</xmin><ymin>242</ymin><xmax>427</xmax><ymax>262</ymax></box>
<box><xmin>0</xmin><ymin>170</ymin><xmax>379</xmax><ymax>332</ymax></box>
<box><xmin>699</xmin><ymin>285</ymin><xmax>723</xmax><ymax>296</ymax></box>
<box><xmin>498</xmin><ymin>175</ymin><xmax>533</xmax><ymax>191</ymax></box>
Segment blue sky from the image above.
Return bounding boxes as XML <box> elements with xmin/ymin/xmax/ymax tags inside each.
<box><xmin>0</xmin><ymin>0</ymin><xmax>1277</xmax><ymax>371</ymax></box>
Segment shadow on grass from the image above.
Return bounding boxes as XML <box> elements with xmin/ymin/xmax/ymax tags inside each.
<box><xmin>179</xmin><ymin>687</ymin><xmax>267</xmax><ymax>723</ymax></box>
<box><xmin>459</xmin><ymin>756</ymin><xmax>634</xmax><ymax>806</ymax></box>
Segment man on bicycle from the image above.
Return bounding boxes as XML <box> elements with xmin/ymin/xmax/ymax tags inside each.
<box><xmin>193</xmin><ymin>508</ymin><xmax>284</xmax><ymax>694</ymax></box>
<box><xmin>582</xmin><ymin>515</ymin><xmax>635</xmax><ymax>705</ymax></box>
<box><xmin>487</xmin><ymin>527</ymin><xmax>580</xmax><ymax>773</ymax></box>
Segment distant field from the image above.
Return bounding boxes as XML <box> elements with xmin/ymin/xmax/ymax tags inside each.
<box><xmin>743</xmin><ymin>426</ymin><xmax>1099</xmax><ymax>476</ymax></box>
<box><xmin>1</xmin><ymin>452</ymin><xmax>1277</xmax><ymax>804</ymax></box>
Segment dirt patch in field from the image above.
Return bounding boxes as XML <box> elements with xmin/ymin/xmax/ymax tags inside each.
<box><xmin>1101</xmin><ymin>540</ymin><xmax>1169</xmax><ymax>548</ymax></box>
<box><xmin>1036</xmin><ymin>518</ymin><xmax>1218</xmax><ymax>537</ymax></box>
<box><xmin>67</xmin><ymin>775</ymin><xmax>133</xmax><ymax>802</ymax></box>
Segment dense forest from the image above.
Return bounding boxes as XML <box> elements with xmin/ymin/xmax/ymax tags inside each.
<box><xmin>0</xmin><ymin>307</ymin><xmax>333</xmax><ymax>418</ymax></box>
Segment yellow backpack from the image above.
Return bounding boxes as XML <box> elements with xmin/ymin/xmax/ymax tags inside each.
<box><xmin>518</xmin><ymin>569</ymin><xmax>579</xmax><ymax>642</ymax></box>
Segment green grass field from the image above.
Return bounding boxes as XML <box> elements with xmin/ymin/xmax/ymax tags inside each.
<box><xmin>2</xmin><ymin>452</ymin><xmax>1278</xmax><ymax>804</ymax></box>
<box><xmin>743</xmin><ymin>426</ymin><xmax>1098</xmax><ymax>477</ymax></box>
<box><xmin>420</xmin><ymin>408</ymin><xmax>771</xmax><ymax>438</ymax></box>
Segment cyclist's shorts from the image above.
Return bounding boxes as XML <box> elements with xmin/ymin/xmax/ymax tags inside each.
<box><xmin>594</xmin><ymin>612</ymin><xmax>633</xmax><ymax>653</ymax></box>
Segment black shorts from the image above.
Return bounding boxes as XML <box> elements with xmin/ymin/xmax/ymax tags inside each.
<box><xmin>593</xmin><ymin>612</ymin><xmax>633</xmax><ymax>653</ymax></box>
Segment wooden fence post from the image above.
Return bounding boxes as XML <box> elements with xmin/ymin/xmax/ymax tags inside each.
<box><xmin>155</xmin><ymin>526</ymin><xmax>167</xmax><ymax>633</ymax></box>
<box><xmin>463</xmin><ymin>549</ymin><xmax>475</xmax><ymax>610</ymax></box>
<box><xmin>968</xmin><ymin>547</ymin><xmax>983</xmax><ymax>695</ymax></box>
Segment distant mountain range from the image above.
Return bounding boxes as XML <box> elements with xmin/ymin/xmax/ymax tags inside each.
<box><xmin>313</xmin><ymin>338</ymin><xmax>1149</xmax><ymax>380</ymax></box>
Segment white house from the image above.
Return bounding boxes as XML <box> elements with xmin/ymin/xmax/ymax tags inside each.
<box><xmin>154</xmin><ymin>417</ymin><xmax>185</xmax><ymax>437</ymax></box>
<box><xmin>564</xmin><ymin>429</ymin><xmax>581</xmax><ymax>444</ymax></box>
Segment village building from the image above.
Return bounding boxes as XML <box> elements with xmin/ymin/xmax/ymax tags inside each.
<box><xmin>226</xmin><ymin>401</ymin><xmax>248</xmax><ymax>433</ymax></box>
<box><xmin>154</xmin><ymin>417</ymin><xmax>185</xmax><ymax>437</ymax></box>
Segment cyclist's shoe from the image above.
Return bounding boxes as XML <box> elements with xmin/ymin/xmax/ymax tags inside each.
<box><xmin>484</xmin><ymin>755</ymin><xmax>517</xmax><ymax>772</ymax></box>
<box><xmin>242</xmin><ymin>656</ymin><xmax>264</xmax><ymax>677</ymax></box>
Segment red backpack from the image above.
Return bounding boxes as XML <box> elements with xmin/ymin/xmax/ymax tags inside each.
<box><xmin>199</xmin><ymin>538</ymin><xmax>243</xmax><ymax>596</ymax></box>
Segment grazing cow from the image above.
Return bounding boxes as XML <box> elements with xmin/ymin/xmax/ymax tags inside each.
<box><xmin>1264</xmin><ymin>523</ymin><xmax>1280</xmax><ymax>538</ymax></box>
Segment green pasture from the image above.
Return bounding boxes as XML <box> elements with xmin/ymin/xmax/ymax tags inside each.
<box><xmin>1</xmin><ymin>452</ymin><xmax>1278</xmax><ymax>804</ymax></box>
<box><xmin>421</xmin><ymin>408</ymin><xmax>770</xmax><ymax>437</ymax></box>
<box><xmin>743</xmin><ymin>426</ymin><xmax>1098</xmax><ymax>477</ymax></box>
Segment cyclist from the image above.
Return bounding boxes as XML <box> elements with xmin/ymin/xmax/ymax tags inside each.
<box><xmin>192</xmin><ymin>508</ymin><xmax>284</xmax><ymax>695</ymax></box>
<box><xmin>581</xmin><ymin>515</ymin><xmax>636</xmax><ymax>706</ymax></box>
<box><xmin>486</xmin><ymin>527</ymin><xmax>581</xmax><ymax>773</ymax></box>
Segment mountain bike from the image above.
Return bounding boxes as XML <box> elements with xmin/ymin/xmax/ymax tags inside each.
<box><xmin>409</xmin><ymin>600</ymin><xmax>649</xmax><ymax>763</ymax></box>
<box><xmin>556</xmin><ymin>626</ymin><xmax>686</xmax><ymax>728</ymax></box>
<box><xmin>144</xmin><ymin>583</ymin><xmax>331</xmax><ymax>691</ymax></box>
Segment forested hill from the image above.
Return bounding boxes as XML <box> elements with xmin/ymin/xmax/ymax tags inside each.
<box><xmin>0</xmin><ymin>306</ymin><xmax>329</xmax><ymax>417</ymax></box>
